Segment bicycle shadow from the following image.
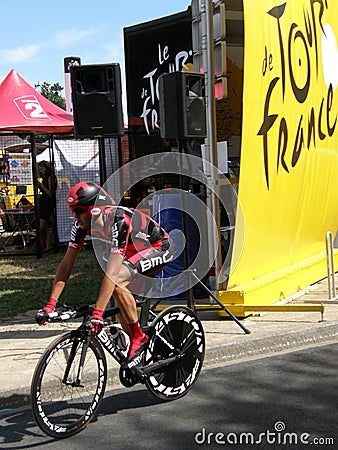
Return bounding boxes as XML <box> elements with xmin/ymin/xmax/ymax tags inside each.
<box><xmin>0</xmin><ymin>329</ymin><xmax>65</xmax><ymax>340</ymax></box>
<box><xmin>98</xmin><ymin>385</ymin><xmax>163</xmax><ymax>416</ymax></box>
<box><xmin>0</xmin><ymin>407</ymin><xmax>54</xmax><ymax>449</ymax></box>
<box><xmin>0</xmin><ymin>386</ymin><xmax>162</xmax><ymax>448</ymax></box>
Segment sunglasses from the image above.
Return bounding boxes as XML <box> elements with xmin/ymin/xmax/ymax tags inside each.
<box><xmin>70</xmin><ymin>206</ymin><xmax>89</xmax><ymax>215</ymax></box>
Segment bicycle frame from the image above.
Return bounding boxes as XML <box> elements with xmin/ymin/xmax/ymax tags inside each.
<box><xmin>52</xmin><ymin>304</ymin><xmax>197</xmax><ymax>385</ymax></box>
<box><xmin>96</xmin><ymin>328</ymin><xmax>127</xmax><ymax>365</ymax></box>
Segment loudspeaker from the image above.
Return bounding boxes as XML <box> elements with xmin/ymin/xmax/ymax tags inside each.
<box><xmin>159</xmin><ymin>72</ymin><xmax>206</xmax><ymax>139</ymax></box>
<box><xmin>70</xmin><ymin>63</ymin><xmax>124</xmax><ymax>138</ymax></box>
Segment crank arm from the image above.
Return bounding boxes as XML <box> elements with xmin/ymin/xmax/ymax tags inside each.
<box><xmin>141</xmin><ymin>354</ymin><xmax>182</xmax><ymax>375</ymax></box>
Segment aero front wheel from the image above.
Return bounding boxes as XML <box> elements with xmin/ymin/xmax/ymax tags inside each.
<box><xmin>31</xmin><ymin>331</ymin><xmax>107</xmax><ymax>438</ymax></box>
<box><xmin>144</xmin><ymin>306</ymin><xmax>205</xmax><ymax>401</ymax></box>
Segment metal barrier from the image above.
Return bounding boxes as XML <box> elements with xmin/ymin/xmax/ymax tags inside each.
<box><xmin>326</xmin><ymin>231</ymin><xmax>337</xmax><ymax>300</ymax></box>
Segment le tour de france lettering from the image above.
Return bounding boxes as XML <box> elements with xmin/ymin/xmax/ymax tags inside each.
<box><xmin>140</xmin><ymin>43</ymin><xmax>193</xmax><ymax>134</ymax></box>
<box><xmin>258</xmin><ymin>0</ymin><xmax>337</xmax><ymax>189</ymax></box>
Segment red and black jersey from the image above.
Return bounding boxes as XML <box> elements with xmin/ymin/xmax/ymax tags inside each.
<box><xmin>68</xmin><ymin>206</ymin><xmax>169</xmax><ymax>256</ymax></box>
<box><xmin>68</xmin><ymin>222</ymin><xmax>89</xmax><ymax>250</ymax></box>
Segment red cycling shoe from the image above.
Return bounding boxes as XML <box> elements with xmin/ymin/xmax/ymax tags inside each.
<box><xmin>124</xmin><ymin>335</ymin><xmax>149</xmax><ymax>369</ymax></box>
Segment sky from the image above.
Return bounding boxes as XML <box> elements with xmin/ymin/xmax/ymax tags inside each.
<box><xmin>0</xmin><ymin>0</ymin><xmax>190</xmax><ymax>103</ymax></box>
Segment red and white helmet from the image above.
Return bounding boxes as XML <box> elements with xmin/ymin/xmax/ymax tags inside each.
<box><xmin>67</xmin><ymin>181</ymin><xmax>115</xmax><ymax>216</ymax></box>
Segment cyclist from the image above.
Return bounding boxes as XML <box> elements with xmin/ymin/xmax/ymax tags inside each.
<box><xmin>36</xmin><ymin>181</ymin><xmax>174</xmax><ymax>369</ymax></box>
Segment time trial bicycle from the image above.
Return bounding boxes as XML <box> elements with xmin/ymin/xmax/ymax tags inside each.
<box><xmin>31</xmin><ymin>299</ymin><xmax>205</xmax><ymax>439</ymax></box>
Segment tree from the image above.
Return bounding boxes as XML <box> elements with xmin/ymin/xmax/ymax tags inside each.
<box><xmin>35</xmin><ymin>82</ymin><xmax>66</xmax><ymax>110</ymax></box>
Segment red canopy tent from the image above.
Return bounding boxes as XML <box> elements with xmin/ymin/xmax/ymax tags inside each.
<box><xmin>0</xmin><ymin>70</ymin><xmax>74</xmax><ymax>257</ymax></box>
<box><xmin>0</xmin><ymin>69</ymin><xmax>73</xmax><ymax>133</ymax></box>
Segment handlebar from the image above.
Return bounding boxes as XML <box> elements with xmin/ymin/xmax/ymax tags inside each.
<box><xmin>48</xmin><ymin>304</ymin><xmax>90</xmax><ymax>323</ymax></box>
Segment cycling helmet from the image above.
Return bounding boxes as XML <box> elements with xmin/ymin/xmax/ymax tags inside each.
<box><xmin>67</xmin><ymin>181</ymin><xmax>115</xmax><ymax>216</ymax></box>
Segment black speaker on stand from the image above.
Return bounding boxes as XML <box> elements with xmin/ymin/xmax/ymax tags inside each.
<box><xmin>159</xmin><ymin>72</ymin><xmax>206</xmax><ymax>140</ymax></box>
<box><xmin>70</xmin><ymin>63</ymin><xmax>124</xmax><ymax>138</ymax></box>
<box><xmin>159</xmin><ymin>71</ymin><xmax>207</xmax><ymax>309</ymax></box>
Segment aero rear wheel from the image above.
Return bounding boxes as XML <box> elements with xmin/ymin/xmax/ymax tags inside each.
<box><xmin>31</xmin><ymin>332</ymin><xmax>107</xmax><ymax>438</ymax></box>
<box><xmin>144</xmin><ymin>306</ymin><xmax>205</xmax><ymax>400</ymax></box>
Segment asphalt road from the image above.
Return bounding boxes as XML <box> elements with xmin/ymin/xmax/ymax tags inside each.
<box><xmin>1</xmin><ymin>342</ymin><xmax>337</xmax><ymax>449</ymax></box>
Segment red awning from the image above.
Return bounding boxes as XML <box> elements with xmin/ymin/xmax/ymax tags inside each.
<box><xmin>0</xmin><ymin>69</ymin><xmax>74</xmax><ymax>133</ymax></box>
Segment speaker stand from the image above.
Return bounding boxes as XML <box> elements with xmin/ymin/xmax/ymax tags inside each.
<box><xmin>98</xmin><ymin>137</ymin><xmax>107</xmax><ymax>184</ymax></box>
<box><xmin>178</xmin><ymin>139</ymin><xmax>195</xmax><ymax>310</ymax></box>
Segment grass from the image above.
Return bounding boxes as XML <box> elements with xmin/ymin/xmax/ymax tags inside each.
<box><xmin>0</xmin><ymin>246</ymin><xmax>104</xmax><ymax>318</ymax></box>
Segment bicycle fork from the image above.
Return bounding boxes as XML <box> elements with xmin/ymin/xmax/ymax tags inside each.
<box><xmin>62</xmin><ymin>336</ymin><xmax>89</xmax><ymax>387</ymax></box>
<box><xmin>62</xmin><ymin>330</ymin><xmax>129</xmax><ymax>388</ymax></box>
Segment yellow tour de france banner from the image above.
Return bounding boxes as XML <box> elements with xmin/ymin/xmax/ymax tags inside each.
<box><xmin>227</xmin><ymin>0</ymin><xmax>338</xmax><ymax>299</ymax></box>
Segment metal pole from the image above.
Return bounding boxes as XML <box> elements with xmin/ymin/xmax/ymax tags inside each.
<box><xmin>326</xmin><ymin>231</ymin><xmax>337</xmax><ymax>299</ymax></box>
<box><xmin>205</xmin><ymin>0</ymin><xmax>223</xmax><ymax>289</ymax></box>
<box><xmin>30</xmin><ymin>133</ymin><xmax>42</xmax><ymax>258</ymax></box>
<box><xmin>178</xmin><ymin>140</ymin><xmax>195</xmax><ymax>310</ymax></box>
<box><xmin>98</xmin><ymin>137</ymin><xmax>107</xmax><ymax>185</ymax></box>
<box><xmin>49</xmin><ymin>136</ymin><xmax>58</xmax><ymax>253</ymax></box>
<box><xmin>190</xmin><ymin>270</ymin><xmax>250</xmax><ymax>334</ymax></box>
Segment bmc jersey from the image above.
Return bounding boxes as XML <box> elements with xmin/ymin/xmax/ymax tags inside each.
<box><xmin>68</xmin><ymin>206</ymin><xmax>173</xmax><ymax>275</ymax></box>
